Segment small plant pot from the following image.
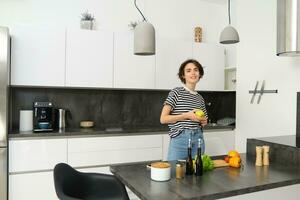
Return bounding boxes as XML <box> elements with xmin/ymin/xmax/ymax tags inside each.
<box><xmin>80</xmin><ymin>20</ymin><xmax>94</xmax><ymax>30</ymax></box>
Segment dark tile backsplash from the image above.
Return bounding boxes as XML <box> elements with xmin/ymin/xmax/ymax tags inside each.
<box><xmin>9</xmin><ymin>87</ymin><xmax>236</xmax><ymax>132</ymax></box>
<box><xmin>297</xmin><ymin>92</ymin><xmax>300</xmax><ymax>138</ymax></box>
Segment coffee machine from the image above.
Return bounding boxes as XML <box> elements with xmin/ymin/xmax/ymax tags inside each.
<box><xmin>33</xmin><ymin>102</ymin><xmax>54</xmax><ymax>132</ymax></box>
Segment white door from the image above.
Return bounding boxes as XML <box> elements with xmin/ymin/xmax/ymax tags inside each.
<box><xmin>9</xmin><ymin>172</ymin><xmax>58</xmax><ymax>200</ymax></box>
<box><xmin>156</xmin><ymin>37</ymin><xmax>192</xmax><ymax>90</ymax></box>
<box><xmin>10</xmin><ymin>25</ymin><xmax>66</xmax><ymax>86</ymax></box>
<box><xmin>66</xmin><ymin>29</ymin><xmax>114</xmax><ymax>88</ymax></box>
<box><xmin>193</xmin><ymin>43</ymin><xmax>225</xmax><ymax>91</ymax></box>
<box><xmin>114</xmin><ymin>31</ymin><xmax>155</xmax><ymax>89</ymax></box>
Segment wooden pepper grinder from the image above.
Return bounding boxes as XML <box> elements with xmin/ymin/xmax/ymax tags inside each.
<box><xmin>255</xmin><ymin>146</ymin><xmax>263</xmax><ymax>166</ymax></box>
<box><xmin>194</xmin><ymin>27</ymin><xmax>202</xmax><ymax>43</ymax></box>
<box><xmin>262</xmin><ymin>145</ymin><xmax>270</xmax><ymax>166</ymax></box>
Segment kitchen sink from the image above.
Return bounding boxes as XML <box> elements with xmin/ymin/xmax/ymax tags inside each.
<box><xmin>207</xmin><ymin>123</ymin><xmax>218</xmax><ymax>126</ymax></box>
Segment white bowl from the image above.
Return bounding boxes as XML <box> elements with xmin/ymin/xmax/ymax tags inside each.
<box><xmin>150</xmin><ymin>162</ymin><xmax>171</xmax><ymax>181</ymax></box>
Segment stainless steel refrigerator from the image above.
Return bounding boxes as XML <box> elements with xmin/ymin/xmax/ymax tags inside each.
<box><xmin>0</xmin><ymin>26</ymin><xmax>10</xmax><ymax>200</ymax></box>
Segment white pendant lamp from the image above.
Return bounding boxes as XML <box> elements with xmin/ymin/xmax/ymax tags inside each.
<box><xmin>220</xmin><ymin>0</ymin><xmax>239</xmax><ymax>44</ymax></box>
<box><xmin>134</xmin><ymin>0</ymin><xmax>155</xmax><ymax>55</ymax></box>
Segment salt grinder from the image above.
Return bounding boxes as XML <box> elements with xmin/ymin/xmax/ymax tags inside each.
<box><xmin>262</xmin><ymin>145</ymin><xmax>270</xmax><ymax>166</ymax></box>
<box><xmin>255</xmin><ymin>146</ymin><xmax>263</xmax><ymax>166</ymax></box>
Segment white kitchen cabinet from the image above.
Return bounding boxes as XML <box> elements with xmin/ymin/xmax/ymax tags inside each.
<box><xmin>155</xmin><ymin>36</ymin><xmax>192</xmax><ymax>90</ymax></box>
<box><xmin>77</xmin><ymin>166</ymin><xmax>111</xmax><ymax>174</ymax></box>
<box><xmin>9</xmin><ymin>138</ymin><xmax>67</xmax><ymax>173</ymax></box>
<box><xmin>9</xmin><ymin>171</ymin><xmax>57</xmax><ymax>200</ymax></box>
<box><xmin>10</xmin><ymin>25</ymin><xmax>65</xmax><ymax>86</ymax></box>
<box><xmin>225</xmin><ymin>67</ymin><xmax>236</xmax><ymax>90</ymax></box>
<box><xmin>68</xmin><ymin>134</ymin><xmax>163</xmax><ymax>167</ymax></box>
<box><xmin>162</xmin><ymin>133</ymin><xmax>170</xmax><ymax>161</ymax></box>
<box><xmin>192</xmin><ymin>43</ymin><xmax>225</xmax><ymax>91</ymax></box>
<box><xmin>162</xmin><ymin>130</ymin><xmax>235</xmax><ymax>160</ymax></box>
<box><xmin>114</xmin><ymin>31</ymin><xmax>155</xmax><ymax>89</ymax></box>
<box><xmin>8</xmin><ymin>135</ymin><xmax>161</xmax><ymax>199</ymax></box>
<box><xmin>66</xmin><ymin>29</ymin><xmax>114</xmax><ymax>88</ymax></box>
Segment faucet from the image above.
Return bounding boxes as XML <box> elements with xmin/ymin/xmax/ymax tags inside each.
<box><xmin>205</xmin><ymin>102</ymin><xmax>214</xmax><ymax>124</ymax></box>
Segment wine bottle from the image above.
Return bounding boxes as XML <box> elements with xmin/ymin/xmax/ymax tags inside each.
<box><xmin>195</xmin><ymin>138</ymin><xmax>203</xmax><ymax>176</ymax></box>
<box><xmin>186</xmin><ymin>138</ymin><xmax>194</xmax><ymax>175</ymax></box>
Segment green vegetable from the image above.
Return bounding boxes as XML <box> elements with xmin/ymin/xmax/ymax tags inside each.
<box><xmin>201</xmin><ymin>154</ymin><xmax>214</xmax><ymax>171</ymax></box>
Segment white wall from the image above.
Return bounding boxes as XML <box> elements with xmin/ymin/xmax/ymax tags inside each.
<box><xmin>0</xmin><ymin>0</ymin><xmax>227</xmax><ymax>43</ymax></box>
<box><xmin>235</xmin><ymin>0</ymin><xmax>300</xmax><ymax>151</ymax></box>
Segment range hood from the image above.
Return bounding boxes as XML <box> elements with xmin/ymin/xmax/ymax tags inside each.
<box><xmin>277</xmin><ymin>0</ymin><xmax>300</xmax><ymax>56</ymax></box>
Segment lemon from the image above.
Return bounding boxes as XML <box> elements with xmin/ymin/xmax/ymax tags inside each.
<box><xmin>195</xmin><ymin>109</ymin><xmax>205</xmax><ymax>118</ymax></box>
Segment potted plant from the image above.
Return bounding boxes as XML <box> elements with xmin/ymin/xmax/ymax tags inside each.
<box><xmin>80</xmin><ymin>10</ymin><xmax>95</xmax><ymax>30</ymax></box>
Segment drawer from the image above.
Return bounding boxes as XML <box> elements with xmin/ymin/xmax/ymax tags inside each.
<box><xmin>9</xmin><ymin>139</ymin><xmax>67</xmax><ymax>173</ymax></box>
<box><xmin>68</xmin><ymin>135</ymin><xmax>163</xmax><ymax>167</ymax></box>
<box><xmin>9</xmin><ymin>171</ymin><xmax>57</xmax><ymax>200</ymax></box>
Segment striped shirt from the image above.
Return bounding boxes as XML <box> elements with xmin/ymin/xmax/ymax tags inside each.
<box><xmin>164</xmin><ymin>87</ymin><xmax>208</xmax><ymax>138</ymax></box>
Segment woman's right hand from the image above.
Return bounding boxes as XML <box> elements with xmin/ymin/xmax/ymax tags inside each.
<box><xmin>185</xmin><ymin>110</ymin><xmax>200</xmax><ymax>122</ymax></box>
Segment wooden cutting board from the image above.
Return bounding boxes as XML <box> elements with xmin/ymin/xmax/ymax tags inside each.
<box><xmin>213</xmin><ymin>159</ymin><xmax>229</xmax><ymax>168</ymax></box>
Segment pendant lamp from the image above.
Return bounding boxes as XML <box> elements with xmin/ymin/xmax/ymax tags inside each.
<box><xmin>134</xmin><ymin>0</ymin><xmax>155</xmax><ymax>55</ymax></box>
<box><xmin>220</xmin><ymin>0</ymin><xmax>239</xmax><ymax>44</ymax></box>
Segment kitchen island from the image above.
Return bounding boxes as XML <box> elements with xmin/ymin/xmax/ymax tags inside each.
<box><xmin>110</xmin><ymin>153</ymin><xmax>300</xmax><ymax>200</ymax></box>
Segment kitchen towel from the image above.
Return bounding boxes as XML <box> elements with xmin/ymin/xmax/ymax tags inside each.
<box><xmin>19</xmin><ymin>110</ymin><xmax>33</xmax><ymax>132</ymax></box>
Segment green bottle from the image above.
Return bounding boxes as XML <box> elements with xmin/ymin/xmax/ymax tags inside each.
<box><xmin>186</xmin><ymin>139</ymin><xmax>194</xmax><ymax>175</ymax></box>
<box><xmin>195</xmin><ymin>138</ymin><xmax>203</xmax><ymax>176</ymax></box>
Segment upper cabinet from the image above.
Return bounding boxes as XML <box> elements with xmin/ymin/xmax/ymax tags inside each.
<box><xmin>11</xmin><ymin>26</ymin><xmax>66</xmax><ymax>86</ymax></box>
<box><xmin>10</xmin><ymin>26</ymin><xmax>225</xmax><ymax>90</ymax></box>
<box><xmin>114</xmin><ymin>31</ymin><xmax>155</xmax><ymax>89</ymax></box>
<box><xmin>156</xmin><ymin>36</ymin><xmax>192</xmax><ymax>90</ymax></box>
<box><xmin>192</xmin><ymin>43</ymin><xmax>225</xmax><ymax>91</ymax></box>
<box><xmin>66</xmin><ymin>29</ymin><xmax>114</xmax><ymax>88</ymax></box>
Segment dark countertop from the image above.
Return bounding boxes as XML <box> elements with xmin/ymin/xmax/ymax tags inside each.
<box><xmin>110</xmin><ymin>154</ymin><xmax>300</xmax><ymax>200</ymax></box>
<box><xmin>253</xmin><ymin>135</ymin><xmax>300</xmax><ymax>148</ymax></box>
<box><xmin>247</xmin><ymin>135</ymin><xmax>300</xmax><ymax>166</ymax></box>
<box><xmin>8</xmin><ymin>125</ymin><xmax>235</xmax><ymax>140</ymax></box>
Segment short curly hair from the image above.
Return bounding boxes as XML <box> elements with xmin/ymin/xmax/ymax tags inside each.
<box><xmin>178</xmin><ymin>59</ymin><xmax>204</xmax><ymax>84</ymax></box>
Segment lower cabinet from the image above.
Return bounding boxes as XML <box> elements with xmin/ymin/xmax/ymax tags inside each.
<box><xmin>8</xmin><ymin>138</ymin><xmax>67</xmax><ymax>200</ymax></box>
<box><xmin>9</xmin><ymin>138</ymin><xmax>68</xmax><ymax>173</ymax></box>
<box><xmin>8</xmin><ymin>134</ymin><xmax>163</xmax><ymax>199</ymax></box>
<box><xmin>68</xmin><ymin>134</ymin><xmax>163</xmax><ymax>167</ymax></box>
<box><xmin>162</xmin><ymin>130</ymin><xmax>235</xmax><ymax>160</ymax></box>
<box><xmin>77</xmin><ymin>166</ymin><xmax>140</xmax><ymax>200</ymax></box>
<box><xmin>9</xmin><ymin>171</ymin><xmax>57</xmax><ymax>200</ymax></box>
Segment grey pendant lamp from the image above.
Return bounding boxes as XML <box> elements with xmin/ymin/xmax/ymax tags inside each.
<box><xmin>134</xmin><ymin>0</ymin><xmax>155</xmax><ymax>55</ymax></box>
<box><xmin>220</xmin><ymin>0</ymin><xmax>239</xmax><ymax>44</ymax></box>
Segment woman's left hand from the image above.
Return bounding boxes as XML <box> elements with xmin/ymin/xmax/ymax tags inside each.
<box><xmin>199</xmin><ymin>117</ymin><xmax>207</xmax><ymax>127</ymax></box>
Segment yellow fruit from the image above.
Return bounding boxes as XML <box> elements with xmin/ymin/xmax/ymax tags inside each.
<box><xmin>228</xmin><ymin>150</ymin><xmax>240</xmax><ymax>158</ymax></box>
<box><xmin>229</xmin><ymin>156</ymin><xmax>241</xmax><ymax>168</ymax></box>
<box><xmin>195</xmin><ymin>109</ymin><xmax>205</xmax><ymax>118</ymax></box>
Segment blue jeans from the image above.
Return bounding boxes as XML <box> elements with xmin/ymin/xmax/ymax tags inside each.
<box><xmin>167</xmin><ymin>128</ymin><xmax>205</xmax><ymax>161</ymax></box>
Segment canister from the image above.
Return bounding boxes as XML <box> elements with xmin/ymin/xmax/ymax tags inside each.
<box><xmin>58</xmin><ymin>109</ymin><xmax>65</xmax><ymax>129</ymax></box>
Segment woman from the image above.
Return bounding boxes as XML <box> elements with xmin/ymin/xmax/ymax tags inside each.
<box><xmin>160</xmin><ymin>59</ymin><xmax>208</xmax><ymax>161</ymax></box>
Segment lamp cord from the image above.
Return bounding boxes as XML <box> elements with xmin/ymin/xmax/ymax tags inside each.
<box><xmin>228</xmin><ymin>0</ymin><xmax>231</xmax><ymax>25</ymax></box>
<box><xmin>134</xmin><ymin>0</ymin><xmax>147</xmax><ymax>21</ymax></box>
